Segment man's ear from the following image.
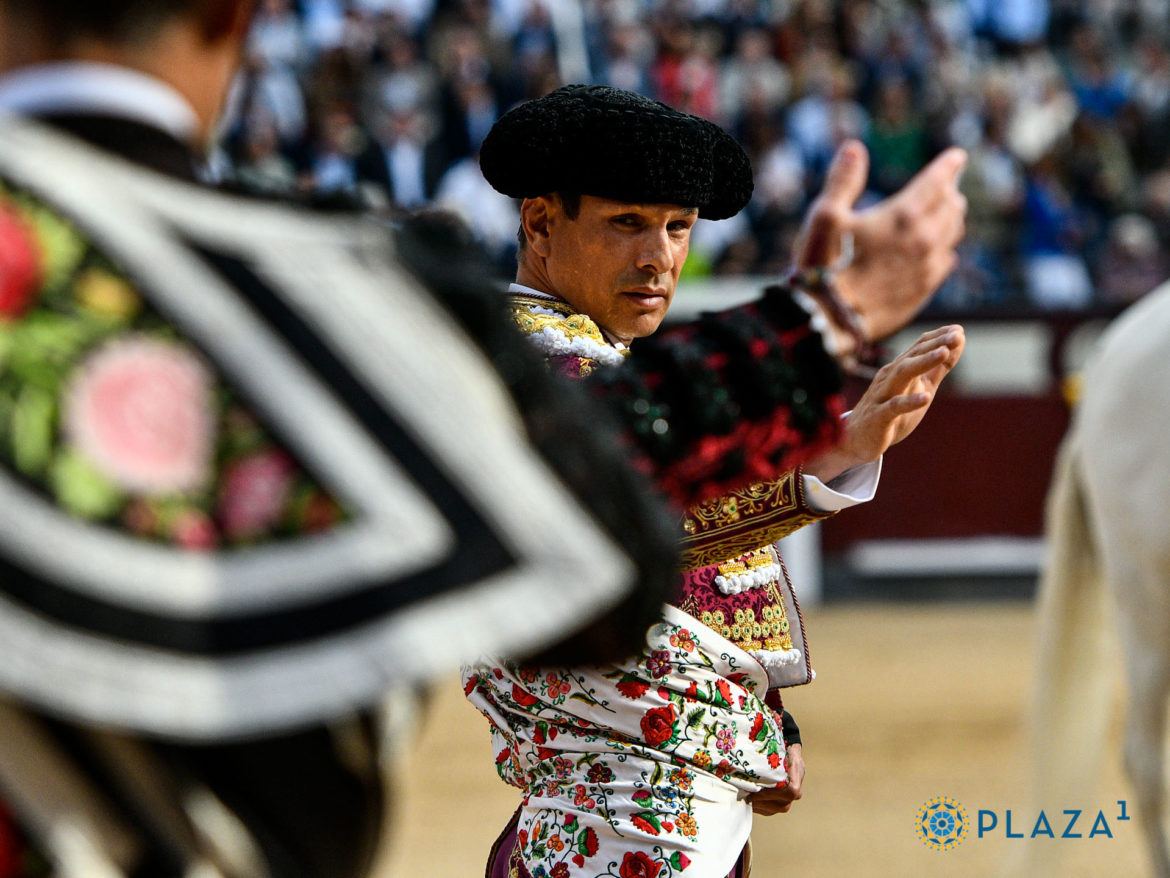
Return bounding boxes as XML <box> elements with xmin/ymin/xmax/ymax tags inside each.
<box><xmin>521</xmin><ymin>196</ymin><xmax>555</xmax><ymax>258</ymax></box>
<box><xmin>199</xmin><ymin>0</ymin><xmax>256</xmax><ymax>44</ymax></box>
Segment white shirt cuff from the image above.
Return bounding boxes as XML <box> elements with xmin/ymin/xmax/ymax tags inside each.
<box><xmin>802</xmin><ymin>456</ymin><xmax>882</xmax><ymax>512</ymax></box>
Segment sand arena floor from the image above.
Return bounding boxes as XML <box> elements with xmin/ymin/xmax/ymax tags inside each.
<box><xmin>373</xmin><ymin>601</ymin><xmax>1148</xmax><ymax>877</ymax></box>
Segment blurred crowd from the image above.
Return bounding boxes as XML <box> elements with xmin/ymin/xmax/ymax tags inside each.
<box><xmin>220</xmin><ymin>0</ymin><xmax>1170</xmax><ymax>310</ymax></box>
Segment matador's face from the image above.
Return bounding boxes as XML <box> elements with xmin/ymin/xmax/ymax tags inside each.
<box><xmin>542</xmin><ymin>195</ymin><xmax>697</xmax><ymax>344</ymax></box>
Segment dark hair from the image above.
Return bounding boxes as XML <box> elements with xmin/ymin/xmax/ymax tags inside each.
<box><xmin>516</xmin><ymin>191</ymin><xmax>580</xmax><ymax>257</ymax></box>
<box><xmin>2</xmin><ymin>0</ymin><xmax>214</xmax><ymax>44</ymax></box>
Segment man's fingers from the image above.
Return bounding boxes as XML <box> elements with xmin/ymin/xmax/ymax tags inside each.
<box><xmin>797</xmin><ymin>141</ymin><xmax>870</xmax><ymax>269</ymax></box>
<box><xmin>904</xmin><ymin>146</ymin><xmax>967</xmax><ymax>209</ymax></box>
<box><xmin>885</xmin><ymin>392</ymin><xmax>932</xmax><ymax>415</ymax></box>
<box><xmin>819</xmin><ymin>139</ymin><xmax>870</xmax><ymax>211</ymax></box>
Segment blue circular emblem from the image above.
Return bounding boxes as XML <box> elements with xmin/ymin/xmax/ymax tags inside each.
<box><xmin>915</xmin><ymin>796</ymin><xmax>968</xmax><ymax>851</ymax></box>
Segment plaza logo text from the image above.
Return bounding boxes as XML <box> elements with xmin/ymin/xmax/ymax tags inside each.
<box><xmin>915</xmin><ymin>797</ymin><xmax>1131</xmax><ymax>851</ymax></box>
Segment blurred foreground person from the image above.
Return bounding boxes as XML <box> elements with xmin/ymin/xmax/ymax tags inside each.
<box><xmin>0</xmin><ymin>5</ymin><xmax>954</xmax><ymax>878</ymax></box>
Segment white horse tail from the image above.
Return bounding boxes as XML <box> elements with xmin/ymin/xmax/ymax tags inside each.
<box><xmin>1001</xmin><ymin>433</ymin><xmax>1115</xmax><ymax>877</ymax></box>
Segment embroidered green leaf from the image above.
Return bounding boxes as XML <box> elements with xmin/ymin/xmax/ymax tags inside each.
<box><xmin>22</xmin><ymin>201</ymin><xmax>86</xmax><ymax>292</ymax></box>
<box><xmin>12</xmin><ymin>384</ymin><xmax>54</xmax><ymax>476</ymax></box>
<box><xmin>563</xmin><ymin>815</ymin><xmax>578</xmax><ymax>833</ymax></box>
<box><xmin>650</xmin><ymin>762</ymin><xmax>664</xmax><ymax>786</ymax></box>
<box><xmin>686</xmin><ymin>707</ymin><xmax>705</xmax><ymax>728</ymax></box>
<box><xmin>49</xmin><ymin>447</ymin><xmax>125</xmax><ymax>519</ymax></box>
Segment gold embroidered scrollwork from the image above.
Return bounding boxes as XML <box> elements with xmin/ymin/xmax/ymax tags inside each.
<box><xmin>678</xmin><ymin>470</ymin><xmax>832</xmax><ymax>569</ymax></box>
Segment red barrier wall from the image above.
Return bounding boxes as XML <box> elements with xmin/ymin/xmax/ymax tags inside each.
<box><xmin>819</xmin><ymin>392</ymin><xmax>1072</xmax><ymax>550</ymax></box>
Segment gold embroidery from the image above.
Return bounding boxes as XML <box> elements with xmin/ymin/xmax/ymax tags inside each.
<box><xmin>678</xmin><ymin>548</ymin><xmax>797</xmax><ymax>655</ymax></box>
<box><xmin>511</xmin><ymin>308</ymin><xmax>611</xmax><ymax>346</ymax></box>
<box><xmin>678</xmin><ymin>470</ymin><xmax>833</xmax><ymax>570</ymax></box>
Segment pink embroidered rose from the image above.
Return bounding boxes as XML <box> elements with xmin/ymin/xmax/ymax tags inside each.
<box><xmin>0</xmin><ymin>205</ymin><xmax>40</xmax><ymax>318</ymax></box>
<box><xmin>218</xmin><ymin>448</ymin><xmax>295</xmax><ymax>539</ymax></box>
<box><xmin>640</xmin><ymin>705</ymin><xmax>677</xmax><ymax>748</ymax></box>
<box><xmin>715</xmin><ymin>727</ymin><xmax>736</xmax><ymax>754</ymax></box>
<box><xmin>619</xmin><ymin>851</ymin><xmax>662</xmax><ymax>878</ymax></box>
<box><xmin>65</xmin><ymin>338</ymin><xmax>214</xmax><ymax>493</ymax></box>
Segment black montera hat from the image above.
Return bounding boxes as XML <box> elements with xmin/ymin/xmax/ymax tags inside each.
<box><xmin>480</xmin><ymin>84</ymin><xmax>753</xmax><ymax>220</ymax></box>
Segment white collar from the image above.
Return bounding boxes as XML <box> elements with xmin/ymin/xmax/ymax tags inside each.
<box><xmin>0</xmin><ymin>63</ymin><xmax>199</xmax><ymax>143</ymax></box>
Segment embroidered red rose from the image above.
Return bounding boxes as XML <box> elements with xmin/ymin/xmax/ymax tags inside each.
<box><xmin>0</xmin><ymin>205</ymin><xmax>41</xmax><ymax>319</ymax></box>
<box><xmin>640</xmin><ymin>705</ymin><xmax>677</xmax><ymax>748</ymax></box>
<box><xmin>767</xmin><ymin>751</ymin><xmax>781</xmax><ymax>769</ymax></box>
<box><xmin>510</xmin><ymin>684</ymin><xmax>540</xmax><ymax>707</ymax></box>
<box><xmin>551</xmin><ymin>864</ymin><xmax>569</xmax><ymax>878</ymax></box>
<box><xmin>582</xmin><ymin>827</ymin><xmax>599</xmax><ymax>856</ymax></box>
<box><xmin>619</xmin><ymin>850</ymin><xmax>662</xmax><ymax>878</ymax></box>
<box><xmin>616</xmin><ymin>677</ymin><xmax>650</xmax><ymax>699</ymax></box>
<box><xmin>495</xmin><ymin>748</ymin><xmax>512</xmax><ymax>765</ymax></box>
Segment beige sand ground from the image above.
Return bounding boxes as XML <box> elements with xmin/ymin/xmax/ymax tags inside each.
<box><xmin>374</xmin><ymin>601</ymin><xmax>1148</xmax><ymax>877</ymax></box>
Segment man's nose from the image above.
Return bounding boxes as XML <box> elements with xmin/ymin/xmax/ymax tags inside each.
<box><xmin>636</xmin><ymin>227</ymin><xmax>675</xmax><ymax>276</ymax></box>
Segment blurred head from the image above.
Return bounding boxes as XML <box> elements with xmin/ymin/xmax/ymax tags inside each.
<box><xmin>0</xmin><ymin>0</ymin><xmax>256</xmax><ymax>145</ymax></box>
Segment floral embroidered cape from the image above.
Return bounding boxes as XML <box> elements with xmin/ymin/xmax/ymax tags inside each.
<box><xmin>464</xmin><ymin>290</ymin><xmax>840</xmax><ymax>878</ymax></box>
<box><xmin>0</xmin><ymin>180</ymin><xmax>345</xmax><ymax>549</ymax></box>
<box><xmin>466</xmin><ymin>605</ymin><xmax>784</xmax><ymax>878</ymax></box>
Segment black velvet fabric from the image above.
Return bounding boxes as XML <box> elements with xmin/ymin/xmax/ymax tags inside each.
<box><xmin>480</xmin><ymin>84</ymin><xmax>753</xmax><ymax>220</ymax></box>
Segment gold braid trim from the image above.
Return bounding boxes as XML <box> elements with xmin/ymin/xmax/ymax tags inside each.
<box><xmin>678</xmin><ymin>468</ymin><xmax>834</xmax><ymax>570</ymax></box>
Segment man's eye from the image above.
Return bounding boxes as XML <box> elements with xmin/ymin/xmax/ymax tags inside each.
<box><xmin>613</xmin><ymin>216</ymin><xmax>640</xmax><ymax>227</ymax></box>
